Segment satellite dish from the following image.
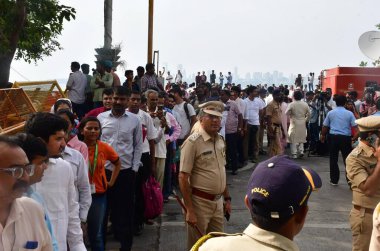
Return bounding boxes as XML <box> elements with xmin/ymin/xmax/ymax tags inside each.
<box><xmin>359</xmin><ymin>31</ymin><xmax>380</xmax><ymax>60</ymax></box>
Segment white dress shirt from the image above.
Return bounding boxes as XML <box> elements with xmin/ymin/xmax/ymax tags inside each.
<box><xmin>244</xmin><ymin>97</ymin><xmax>265</xmax><ymax>126</ymax></box>
<box><xmin>34</xmin><ymin>158</ymin><xmax>85</xmax><ymax>251</ymax></box>
<box><xmin>62</xmin><ymin>147</ymin><xmax>91</xmax><ymax>222</ymax></box>
<box><xmin>173</xmin><ymin>101</ymin><xmax>196</xmax><ymax>139</ymax></box>
<box><xmin>66</xmin><ymin>71</ymin><xmax>87</xmax><ymax>104</ymax></box>
<box><xmin>98</xmin><ymin>110</ymin><xmax>143</xmax><ymax>172</ymax></box>
<box><xmin>132</xmin><ymin>109</ymin><xmax>157</xmax><ymax>154</ymax></box>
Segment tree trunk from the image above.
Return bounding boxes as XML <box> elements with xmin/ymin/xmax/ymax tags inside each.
<box><xmin>0</xmin><ymin>54</ymin><xmax>14</xmax><ymax>88</ymax></box>
<box><xmin>0</xmin><ymin>0</ymin><xmax>26</xmax><ymax>88</ymax></box>
<box><xmin>104</xmin><ymin>0</ymin><xmax>112</xmax><ymax>49</ymax></box>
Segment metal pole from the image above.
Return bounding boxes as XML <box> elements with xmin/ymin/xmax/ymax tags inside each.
<box><xmin>147</xmin><ymin>0</ymin><xmax>154</xmax><ymax>63</ymax></box>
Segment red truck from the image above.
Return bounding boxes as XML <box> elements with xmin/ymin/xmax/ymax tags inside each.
<box><xmin>320</xmin><ymin>66</ymin><xmax>380</xmax><ymax>98</ymax></box>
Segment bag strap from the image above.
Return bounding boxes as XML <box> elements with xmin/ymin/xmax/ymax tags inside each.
<box><xmin>184</xmin><ymin>102</ymin><xmax>191</xmax><ymax>123</ymax></box>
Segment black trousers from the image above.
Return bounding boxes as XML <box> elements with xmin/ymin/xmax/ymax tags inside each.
<box><xmin>226</xmin><ymin>133</ymin><xmax>238</xmax><ymax>171</ymax></box>
<box><xmin>329</xmin><ymin>134</ymin><xmax>352</xmax><ymax>184</ymax></box>
<box><xmin>105</xmin><ymin>168</ymin><xmax>136</xmax><ymax>251</ymax></box>
<box><xmin>134</xmin><ymin>153</ymin><xmax>151</xmax><ymax>229</ymax></box>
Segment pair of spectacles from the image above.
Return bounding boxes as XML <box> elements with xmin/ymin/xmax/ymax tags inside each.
<box><xmin>0</xmin><ymin>164</ymin><xmax>35</xmax><ymax>179</ymax></box>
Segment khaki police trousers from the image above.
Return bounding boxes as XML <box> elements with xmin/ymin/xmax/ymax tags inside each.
<box><xmin>349</xmin><ymin>207</ymin><xmax>373</xmax><ymax>251</ymax></box>
<box><xmin>268</xmin><ymin>125</ymin><xmax>283</xmax><ymax>157</ymax></box>
<box><xmin>187</xmin><ymin>195</ymin><xmax>224</xmax><ymax>250</ymax></box>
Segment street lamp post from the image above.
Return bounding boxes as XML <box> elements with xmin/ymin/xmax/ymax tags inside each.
<box><xmin>147</xmin><ymin>0</ymin><xmax>154</xmax><ymax>63</ymax></box>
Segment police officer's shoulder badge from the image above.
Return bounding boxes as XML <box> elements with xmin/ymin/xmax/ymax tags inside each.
<box><xmin>190</xmin><ymin>232</ymin><xmax>243</xmax><ymax>251</ymax></box>
<box><xmin>188</xmin><ymin>132</ymin><xmax>201</xmax><ymax>142</ymax></box>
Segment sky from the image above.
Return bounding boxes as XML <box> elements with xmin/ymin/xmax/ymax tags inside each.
<box><xmin>8</xmin><ymin>0</ymin><xmax>380</xmax><ymax>83</ymax></box>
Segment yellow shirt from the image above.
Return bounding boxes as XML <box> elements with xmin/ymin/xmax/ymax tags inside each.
<box><xmin>180</xmin><ymin>126</ymin><xmax>226</xmax><ymax>195</ymax></box>
<box><xmin>346</xmin><ymin>141</ymin><xmax>380</xmax><ymax>209</ymax></box>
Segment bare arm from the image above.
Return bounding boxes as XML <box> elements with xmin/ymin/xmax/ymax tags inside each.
<box><xmin>109</xmin><ymin>159</ymin><xmax>121</xmax><ymax>187</ymax></box>
<box><xmin>179</xmin><ymin>172</ymin><xmax>197</xmax><ymax>225</ymax></box>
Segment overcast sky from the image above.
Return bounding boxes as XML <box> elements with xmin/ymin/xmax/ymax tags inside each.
<box><xmin>9</xmin><ymin>0</ymin><xmax>380</xmax><ymax>82</ymax></box>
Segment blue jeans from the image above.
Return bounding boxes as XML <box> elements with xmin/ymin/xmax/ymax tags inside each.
<box><xmin>88</xmin><ymin>193</ymin><xmax>107</xmax><ymax>251</ymax></box>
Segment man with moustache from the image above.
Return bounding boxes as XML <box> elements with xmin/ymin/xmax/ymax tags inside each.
<box><xmin>98</xmin><ymin>86</ymin><xmax>143</xmax><ymax>251</ymax></box>
<box><xmin>0</xmin><ymin>136</ymin><xmax>53</xmax><ymax>250</ymax></box>
<box><xmin>11</xmin><ymin>133</ymin><xmax>59</xmax><ymax>251</ymax></box>
<box><xmin>179</xmin><ymin>101</ymin><xmax>232</xmax><ymax>249</ymax></box>
<box><xmin>25</xmin><ymin>113</ymin><xmax>86</xmax><ymax>251</ymax></box>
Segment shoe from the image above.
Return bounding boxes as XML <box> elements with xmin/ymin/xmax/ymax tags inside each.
<box><xmin>134</xmin><ymin>224</ymin><xmax>144</xmax><ymax>236</ymax></box>
<box><xmin>299</xmin><ymin>153</ymin><xmax>304</xmax><ymax>158</ymax></box>
<box><xmin>145</xmin><ymin>219</ymin><xmax>154</xmax><ymax>225</ymax></box>
<box><xmin>259</xmin><ymin>150</ymin><xmax>267</xmax><ymax>155</ymax></box>
<box><xmin>231</xmin><ymin>170</ymin><xmax>238</xmax><ymax>175</ymax></box>
<box><xmin>291</xmin><ymin>154</ymin><xmax>298</xmax><ymax>159</ymax></box>
<box><xmin>163</xmin><ymin>198</ymin><xmax>169</xmax><ymax>203</ymax></box>
<box><xmin>329</xmin><ymin>181</ymin><xmax>338</xmax><ymax>186</ymax></box>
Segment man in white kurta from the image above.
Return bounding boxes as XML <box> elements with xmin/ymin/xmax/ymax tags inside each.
<box><xmin>285</xmin><ymin>91</ymin><xmax>310</xmax><ymax>158</ymax></box>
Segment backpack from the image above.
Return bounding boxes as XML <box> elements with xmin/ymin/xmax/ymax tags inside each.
<box><xmin>183</xmin><ymin>102</ymin><xmax>191</xmax><ymax>124</ymax></box>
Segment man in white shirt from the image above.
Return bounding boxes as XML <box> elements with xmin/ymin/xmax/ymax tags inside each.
<box><xmin>98</xmin><ymin>86</ymin><xmax>143</xmax><ymax>251</ymax></box>
<box><xmin>0</xmin><ymin>136</ymin><xmax>53</xmax><ymax>251</ymax></box>
<box><xmin>244</xmin><ymin>86</ymin><xmax>265</xmax><ymax>163</ymax></box>
<box><xmin>166</xmin><ymin>71</ymin><xmax>174</xmax><ymax>84</ymax></box>
<box><xmin>25</xmin><ymin>113</ymin><xmax>86</xmax><ymax>251</ymax></box>
<box><xmin>128</xmin><ymin>90</ymin><xmax>157</xmax><ymax>235</ymax></box>
<box><xmin>264</xmin><ymin>86</ymin><xmax>274</xmax><ymax>105</ymax></box>
<box><xmin>169</xmin><ymin>87</ymin><xmax>197</xmax><ymax>145</ymax></box>
<box><xmin>66</xmin><ymin>61</ymin><xmax>87</xmax><ymax>119</ymax></box>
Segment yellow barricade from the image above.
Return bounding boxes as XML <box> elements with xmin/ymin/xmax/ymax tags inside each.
<box><xmin>0</xmin><ymin>88</ymin><xmax>37</xmax><ymax>135</ymax></box>
<box><xmin>12</xmin><ymin>80</ymin><xmax>66</xmax><ymax>112</ymax></box>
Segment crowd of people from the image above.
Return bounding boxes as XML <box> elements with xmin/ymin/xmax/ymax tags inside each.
<box><xmin>3</xmin><ymin>59</ymin><xmax>380</xmax><ymax>251</ymax></box>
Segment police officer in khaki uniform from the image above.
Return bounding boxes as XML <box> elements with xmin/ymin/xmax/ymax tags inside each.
<box><xmin>346</xmin><ymin>116</ymin><xmax>380</xmax><ymax>251</ymax></box>
<box><xmin>179</xmin><ymin>101</ymin><xmax>232</xmax><ymax>250</ymax></box>
<box><xmin>192</xmin><ymin>155</ymin><xmax>322</xmax><ymax>251</ymax></box>
<box><xmin>266</xmin><ymin>89</ymin><xmax>285</xmax><ymax>157</ymax></box>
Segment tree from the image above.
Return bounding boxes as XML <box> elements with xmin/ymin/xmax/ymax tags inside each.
<box><xmin>0</xmin><ymin>0</ymin><xmax>75</xmax><ymax>88</ymax></box>
<box><xmin>359</xmin><ymin>61</ymin><xmax>368</xmax><ymax>67</ymax></box>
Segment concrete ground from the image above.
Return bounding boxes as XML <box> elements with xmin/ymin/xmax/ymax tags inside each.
<box><xmin>105</xmin><ymin>152</ymin><xmax>353</xmax><ymax>251</ymax></box>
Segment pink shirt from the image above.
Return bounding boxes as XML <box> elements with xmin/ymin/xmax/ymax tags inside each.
<box><xmin>67</xmin><ymin>135</ymin><xmax>89</xmax><ymax>162</ymax></box>
<box><xmin>225</xmin><ymin>100</ymin><xmax>241</xmax><ymax>134</ymax></box>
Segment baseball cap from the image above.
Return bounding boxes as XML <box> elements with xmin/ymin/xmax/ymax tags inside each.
<box><xmin>247</xmin><ymin>155</ymin><xmax>322</xmax><ymax>219</ymax></box>
<box><xmin>199</xmin><ymin>101</ymin><xmax>224</xmax><ymax>117</ymax></box>
<box><xmin>355</xmin><ymin>116</ymin><xmax>380</xmax><ymax>132</ymax></box>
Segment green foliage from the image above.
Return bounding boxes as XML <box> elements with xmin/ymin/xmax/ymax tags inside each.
<box><xmin>377</xmin><ymin>24</ymin><xmax>380</xmax><ymax>30</ymax></box>
<box><xmin>359</xmin><ymin>61</ymin><xmax>368</xmax><ymax>67</ymax></box>
<box><xmin>0</xmin><ymin>0</ymin><xmax>75</xmax><ymax>63</ymax></box>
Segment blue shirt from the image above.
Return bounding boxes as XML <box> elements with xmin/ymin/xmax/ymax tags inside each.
<box><xmin>323</xmin><ymin>107</ymin><xmax>356</xmax><ymax>136</ymax></box>
<box><xmin>372</xmin><ymin>111</ymin><xmax>380</xmax><ymax>116</ymax></box>
<box><xmin>26</xmin><ymin>187</ymin><xmax>59</xmax><ymax>251</ymax></box>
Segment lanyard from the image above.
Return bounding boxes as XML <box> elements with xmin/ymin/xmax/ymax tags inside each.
<box><xmin>89</xmin><ymin>143</ymin><xmax>98</xmax><ymax>177</ymax></box>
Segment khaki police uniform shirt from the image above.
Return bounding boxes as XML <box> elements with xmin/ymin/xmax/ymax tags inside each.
<box><xmin>266</xmin><ymin>101</ymin><xmax>282</xmax><ymax>125</ymax></box>
<box><xmin>180</xmin><ymin>126</ymin><xmax>226</xmax><ymax>195</ymax></box>
<box><xmin>346</xmin><ymin>141</ymin><xmax>380</xmax><ymax>209</ymax></box>
<box><xmin>197</xmin><ymin>224</ymin><xmax>299</xmax><ymax>251</ymax></box>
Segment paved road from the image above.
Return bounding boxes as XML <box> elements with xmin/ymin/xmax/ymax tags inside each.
<box><xmin>105</xmin><ymin>152</ymin><xmax>353</xmax><ymax>251</ymax></box>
